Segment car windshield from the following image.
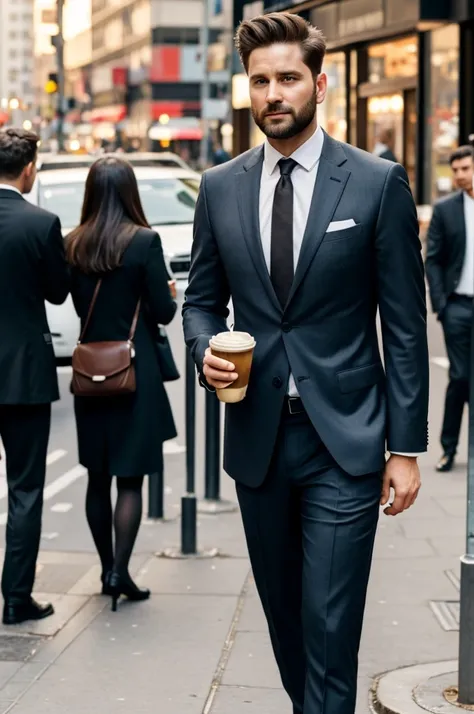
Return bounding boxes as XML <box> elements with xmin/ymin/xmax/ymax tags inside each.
<box><xmin>38</xmin><ymin>177</ymin><xmax>199</xmax><ymax>228</ymax></box>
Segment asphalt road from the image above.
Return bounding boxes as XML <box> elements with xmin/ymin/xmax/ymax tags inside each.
<box><xmin>0</xmin><ymin>288</ymin><xmax>451</xmax><ymax>556</ymax></box>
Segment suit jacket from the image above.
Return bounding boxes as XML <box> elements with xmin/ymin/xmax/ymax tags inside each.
<box><xmin>71</xmin><ymin>228</ymin><xmax>177</xmax><ymax>476</ymax></box>
<box><xmin>183</xmin><ymin>132</ymin><xmax>429</xmax><ymax>487</ymax></box>
<box><xmin>425</xmin><ymin>192</ymin><xmax>467</xmax><ymax>317</ymax></box>
<box><xmin>0</xmin><ymin>188</ymin><xmax>69</xmax><ymax>404</ymax></box>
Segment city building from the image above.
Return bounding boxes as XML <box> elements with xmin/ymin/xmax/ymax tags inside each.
<box><xmin>232</xmin><ymin>0</ymin><xmax>474</xmax><ymax>205</ymax></box>
<box><xmin>0</xmin><ymin>0</ymin><xmax>35</xmax><ymax>128</ymax></box>
<box><xmin>59</xmin><ymin>0</ymin><xmax>232</xmax><ymax>160</ymax></box>
<box><xmin>33</xmin><ymin>0</ymin><xmax>59</xmax><ymax>126</ymax></box>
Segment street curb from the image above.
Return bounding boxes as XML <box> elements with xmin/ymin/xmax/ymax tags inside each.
<box><xmin>371</xmin><ymin>661</ymin><xmax>458</xmax><ymax>714</ymax></box>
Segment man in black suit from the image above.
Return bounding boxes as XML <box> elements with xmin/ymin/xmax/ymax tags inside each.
<box><xmin>183</xmin><ymin>14</ymin><xmax>429</xmax><ymax>714</ymax></box>
<box><xmin>426</xmin><ymin>145</ymin><xmax>474</xmax><ymax>472</ymax></box>
<box><xmin>0</xmin><ymin>128</ymin><xmax>69</xmax><ymax>624</ymax></box>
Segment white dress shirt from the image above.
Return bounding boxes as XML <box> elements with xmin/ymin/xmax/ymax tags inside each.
<box><xmin>258</xmin><ymin>126</ymin><xmax>420</xmax><ymax>457</ymax></box>
<box><xmin>0</xmin><ymin>184</ymin><xmax>22</xmax><ymax>196</ymax></box>
<box><xmin>456</xmin><ymin>192</ymin><xmax>474</xmax><ymax>297</ymax></box>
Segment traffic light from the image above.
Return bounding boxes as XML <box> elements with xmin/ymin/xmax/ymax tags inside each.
<box><xmin>45</xmin><ymin>73</ymin><xmax>58</xmax><ymax>94</ymax></box>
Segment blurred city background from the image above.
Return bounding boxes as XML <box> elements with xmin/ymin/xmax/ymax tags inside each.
<box><xmin>0</xmin><ymin>0</ymin><xmax>472</xmax><ymax>197</ymax></box>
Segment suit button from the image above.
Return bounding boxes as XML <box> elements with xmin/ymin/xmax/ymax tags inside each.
<box><xmin>272</xmin><ymin>377</ymin><xmax>283</xmax><ymax>388</ymax></box>
<box><xmin>282</xmin><ymin>322</ymin><xmax>292</xmax><ymax>333</ymax></box>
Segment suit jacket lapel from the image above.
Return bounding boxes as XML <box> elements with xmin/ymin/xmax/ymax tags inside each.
<box><xmin>287</xmin><ymin>134</ymin><xmax>350</xmax><ymax>305</ymax></box>
<box><xmin>236</xmin><ymin>147</ymin><xmax>282</xmax><ymax>312</ymax></box>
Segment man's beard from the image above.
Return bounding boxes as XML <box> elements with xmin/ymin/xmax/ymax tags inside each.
<box><xmin>252</xmin><ymin>92</ymin><xmax>317</xmax><ymax>140</ymax></box>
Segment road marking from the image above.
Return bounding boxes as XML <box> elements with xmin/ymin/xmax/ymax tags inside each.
<box><xmin>0</xmin><ymin>449</ymin><xmax>68</xmax><ymax>490</ymax></box>
<box><xmin>0</xmin><ymin>464</ymin><xmax>86</xmax><ymax>526</ymax></box>
<box><xmin>51</xmin><ymin>502</ymin><xmax>73</xmax><ymax>513</ymax></box>
<box><xmin>163</xmin><ymin>440</ymin><xmax>186</xmax><ymax>455</ymax></box>
<box><xmin>430</xmin><ymin>357</ymin><xmax>449</xmax><ymax>370</ymax></box>
<box><xmin>43</xmin><ymin>464</ymin><xmax>86</xmax><ymax>500</ymax></box>
<box><xmin>57</xmin><ymin>366</ymin><xmax>72</xmax><ymax>374</ymax></box>
<box><xmin>47</xmin><ymin>449</ymin><xmax>68</xmax><ymax>466</ymax></box>
<box><xmin>41</xmin><ymin>532</ymin><xmax>59</xmax><ymax>541</ymax></box>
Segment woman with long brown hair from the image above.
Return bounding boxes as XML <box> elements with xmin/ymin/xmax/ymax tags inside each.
<box><xmin>67</xmin><ymin>156</ymin><xmax>177</xmax><ymax>611</ymax></box>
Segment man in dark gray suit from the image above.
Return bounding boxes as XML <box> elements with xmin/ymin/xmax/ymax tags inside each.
<box><xmin>426</xmin><ymin>145</ymin><xmax>474</xmax><ymax>472</ymax></box>
<box><xmin>183</xmin><ymin>13</ymin><xmax>429</xmax><ymax>714</ymax></box>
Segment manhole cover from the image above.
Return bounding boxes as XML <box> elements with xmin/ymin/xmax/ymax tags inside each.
<box><xmin>430</xmin><ymin>601</ymin><xmax>460</xmax><ymax>631</ymax></box>
<box><xmin>0</xmin><ymin>635</ymin><xmax>42</xmax><ymax>662</ymax></box>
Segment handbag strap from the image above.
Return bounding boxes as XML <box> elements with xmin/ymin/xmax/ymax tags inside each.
<box><xmin>128</xmin><ymin>299</ymin><xmax>141</xmax><ymax>342</ymax></box>
<box><xmin>78</xmin><ymin>279</ymin><xmax>102</xmax><ymax>344</ymax></box>
<box><xmin>78</xmin><ymin>278</ymin><xmax>142</xmax><ymax>345</ymax></box>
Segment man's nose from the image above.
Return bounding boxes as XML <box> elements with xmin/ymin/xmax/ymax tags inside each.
<box><xmin>266</xmin><ymin>81</ymin><xmax>283</xmax><ymax>104</ymax></box>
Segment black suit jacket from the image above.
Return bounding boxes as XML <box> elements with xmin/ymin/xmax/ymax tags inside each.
<box><xmin>183</xmin><ymin>133</ymin><xmax>429</xmax><ymax>487</ymax></box>
<box><xmin>0</xmin><ymin>188</ymin><xmax>69</xmax><ymax>404</ymax></box>
<box><xmin>425</xmin><ymin>192</ymin><xmax>467</xmax><ymax>317</ymax></box>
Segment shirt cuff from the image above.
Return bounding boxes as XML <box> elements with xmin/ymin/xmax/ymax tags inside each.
<box><xmin>390</xmin><ymin>452</ymin><xmax>423</xmax><ymax>457</ymax></box>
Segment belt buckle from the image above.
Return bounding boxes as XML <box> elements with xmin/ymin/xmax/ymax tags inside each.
<box><xmin>288</xmin><ymin>397</ymin><xmax>301</xmax><ymax>415</ymax></box>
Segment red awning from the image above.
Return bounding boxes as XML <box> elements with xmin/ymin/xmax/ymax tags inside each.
<box><xmin>88</xmin><ymin>105</ymin><xmax>127</xmax><ymax>123</ymax></box>
<box><xmin>149</xmin><ymin>123</ymin><xmax>203</xmax><ymax>142</ymax></box>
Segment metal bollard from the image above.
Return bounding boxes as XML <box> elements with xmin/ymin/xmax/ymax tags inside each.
<box><xmin>148</xmin><ymin>466</ymin><xmax>164</xmax><ymax>520</ymax></box>
<box><xmin>204</xmin><ymin>390</ymin><xmax>220</xmax><ymax>501</ymax></box>
<box><xmin>181</xmin><ymin>347</ymin><xmax>197</xmax><ymax>554</ymax></box>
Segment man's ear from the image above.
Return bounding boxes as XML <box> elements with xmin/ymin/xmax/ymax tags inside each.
<box><xmin>24</xmin><ymin>162</ymin><xmax>34</xmax><ymax>178</ymax></box>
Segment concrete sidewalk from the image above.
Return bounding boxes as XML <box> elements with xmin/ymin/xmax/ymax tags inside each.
<box><xmin>0</xmin><ymin>351</ymin><xmax>468</xmax><ymax>713</ymax></box>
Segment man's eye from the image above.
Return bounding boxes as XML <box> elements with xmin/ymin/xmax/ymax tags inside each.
<box><xmin>255</xmin><ymin>79</ymin><xmax>267</xmax><ymax>85</ymax></box>
<box><xmin>282</xmin><ymin>76</ymin><xmax>296</xmax><ymax>82</ymax></box>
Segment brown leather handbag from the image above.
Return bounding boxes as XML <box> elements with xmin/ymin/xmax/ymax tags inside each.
<box><xmin>71</xmin><ymin>279</ymin><xmax>141</xmax><ymax>397</ymax></box>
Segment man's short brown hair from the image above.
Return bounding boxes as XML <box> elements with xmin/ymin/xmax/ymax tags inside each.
<box><xmin>235</xmin><ymin>12</ymin><xmax>326</xmax><ymax>75</ymax></box>
<box><xmin>0</xmin><ymin>128</ymin><xmax>39</xmax><ymax>180</ymax></box>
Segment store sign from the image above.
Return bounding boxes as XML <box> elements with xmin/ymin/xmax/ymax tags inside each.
<box><xmin>338</xmin><ymin>0</ymin><xmax>384</xmax><ymax>37</ymax></box>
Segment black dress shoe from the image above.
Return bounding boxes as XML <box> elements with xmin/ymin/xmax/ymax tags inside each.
<box><xmin>3</xmin><ymin>598</ymin><xmax>55</xmax><ymax>625</ymax></box>
<box><xmin>436</xmin><ymin>453</ymin><xmax>455</xmax><ymax>472</ymax></box>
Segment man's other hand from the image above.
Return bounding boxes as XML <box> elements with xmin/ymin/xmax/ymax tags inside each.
<box><xmin>380</xmin><ymin>454</ymin><xmax>421</xmax><ymax>516</ymax></box>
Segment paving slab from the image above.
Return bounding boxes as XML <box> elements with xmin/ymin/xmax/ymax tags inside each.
<box><xmin>9</xmin><ymin>594</ymin><xmax>240</xmax><ymax>714</ymax></box>
<box><xmin>140</xmin><ymin>556</ymin><xmax>250</xmax><ymax>596</ymax></box>
<box><xmin>221</xmin><ymin>632</ymin><xmax>282</xmax><ymax>689</ymax></box>
<box><xmin>211</xmin><ymin>685</ymin><xmax>290</xmax><ymax>713</ymax></box>
<box><xmin>372</xmin><ymin>535</ymin><xmax>436</xmax><ymax>560</ymax></box>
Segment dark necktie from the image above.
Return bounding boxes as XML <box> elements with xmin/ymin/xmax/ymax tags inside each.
<box><xmin>271</xmin><ymin>158</ymin><xmax>298</xmax><ymax>308</ymax></box>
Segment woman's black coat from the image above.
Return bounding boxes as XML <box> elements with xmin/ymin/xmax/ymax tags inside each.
<box><xmin>71</xmin><ymin>228</ymin><xmax>177</xmax><ymax>477</ymax></box>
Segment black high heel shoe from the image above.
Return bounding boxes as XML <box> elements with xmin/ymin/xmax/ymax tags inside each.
<box><xmin>108</xmin><ymin>572</ymin><xmax>151</xmax><ymax>612</ymax></box>
<box><xmin>101</xmin><ymin>571</ymin><xmax>113</xmax><ymax>596</ymax></box>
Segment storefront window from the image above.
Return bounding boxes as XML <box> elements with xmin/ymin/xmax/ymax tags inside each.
<box><xmin>319</xmin><ymin>52</ymin><xmax>346</xmax><ymax>142</ymax></box>
<box><xmin>430</xmin><ymin>24</ymin><xmax>460</xmax><ymax>200</ymax></box>
<box><xmin>364</xmin><ymin>36</ymin><xmax>417</xmax><ymax>195</ymax></box>
<box><xmin>368</xmin><ymin>36</ymin><xmax>418</xmax><ymax>83</ymax></box>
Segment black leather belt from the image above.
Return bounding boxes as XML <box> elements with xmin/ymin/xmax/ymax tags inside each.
<box><xmin>286</xmin><ymin>396</ymin><xmax>305</xmax><ymax>415</ymax></box>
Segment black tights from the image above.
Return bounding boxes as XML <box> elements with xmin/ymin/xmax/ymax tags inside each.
<box><xmin>86</xmin><ymin>472</ymin><xmax>144</xmax><ymax>581</ymax></box>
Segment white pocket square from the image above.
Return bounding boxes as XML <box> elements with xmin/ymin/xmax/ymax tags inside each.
<box><xmin>327</xmin><ymin>219</ymin><xmax>357</xmax><ymax>233</ymax></box>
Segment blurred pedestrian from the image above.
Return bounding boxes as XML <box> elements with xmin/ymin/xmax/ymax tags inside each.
<box><xmin>0</xmin><ymin>128</ymin><xmax>69</xmax><ymax>625</ymax></box>
<box><xmin>183</xmin><ymin>13</ymin><xmax>428</xmax><ymax>714</ymax></box>
<box><xmin>213</xmin><ymin>142</ymin><xmax>231</xmax><ymax>165</ymax></box>
<box><xmin>373</xmin><ymin>127</ymin><xmax>398</xmax><ymax>163</ymax></box>
<box><xmin>66</xmin><ymin>156</ymin><xmax>177</xmax><ymax>611</ymax></box>
<box><xmin>426</xmin><ymin>145</ymin><xmax>474</xmax><ymax>472</ymax></box>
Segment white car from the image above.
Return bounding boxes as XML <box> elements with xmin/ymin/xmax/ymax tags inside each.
<box><xmin>33</xmin><ymin>166</ymin><xmax>199</xmax><ymax>359</ymax></box>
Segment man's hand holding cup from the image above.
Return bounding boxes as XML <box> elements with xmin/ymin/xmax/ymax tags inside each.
<box><xmin>203</xmin><ymin>349</ymin><xmax>238</xmax><ymax>389</ymax></box>
<box><xmin>204</xmin><ymin>332</ymin><xmax>256</xmax><ymax>403</ymax></box>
